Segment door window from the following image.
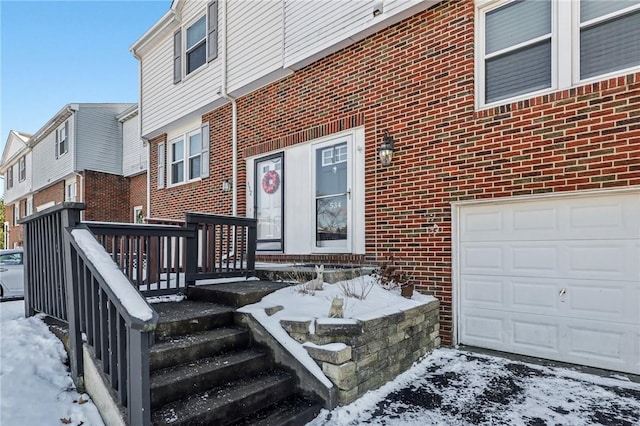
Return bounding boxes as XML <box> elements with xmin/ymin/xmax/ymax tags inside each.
<box><xmin>255</xmin><ymin>154</ymin><xmax>284</xmax><ymax>251</ymax></box>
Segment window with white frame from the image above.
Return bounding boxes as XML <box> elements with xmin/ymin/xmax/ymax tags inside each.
<box><xmin>26</xmin><ymin>199</ymin><xmax>33</xmax><ymax>217</ymax></box>
<box><xmin>65</xmin><ymin>182</ymin><xmax>77</xmax><ymax>202</ymax></box>
<box><xmin>173</xmin><ymin>1</ymin><xmax>219</xmax><ymax>83</ymax></box>
<box><xmin>477</xmin><ymin>0</ymin><xmax>640</xmax><ymax>107</ymax></box>
<box><xmin>18</xmin><ymin>156</ymin><xmax>26</xmax><ymax>182</ymax></box>
<box><xmin>167</xmin><ymin>125</ymin><xmax>210</xmax><ymax>186</ymax></box>
<box><xmin>57</xmin><ymin>123</ymin><xmax>68</xmax><ymax>157</ymax></box>
<box><xmin>13</xmin><ymin>204</ymin><xmax>19</xmax><ymax>226</ymax></box>
<box><xmin>6</xmin><ymin>166</ymin><xmax>13</xmax><ymax>189</ymax></box>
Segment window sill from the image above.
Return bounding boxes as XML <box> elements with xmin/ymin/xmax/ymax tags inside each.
<box><xmin>166</xmin><ymin>177</ymin><xmax>203</xmax><ymax>189</ymax></box>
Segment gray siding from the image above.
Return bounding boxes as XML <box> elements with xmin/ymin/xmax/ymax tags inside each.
<box><xmin>75</xmin><ymin>104</ymin><xmax>134</xmax><ymax>175</ymax></box>
<box><xmin>32</xmin><ymin>116</ymin><xmax>75</xmax><ymax>192</ymax></box>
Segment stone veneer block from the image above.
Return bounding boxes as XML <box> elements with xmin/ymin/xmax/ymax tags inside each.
<box><xmin>265</xmin><ymin>305</ymin><xmax>284</xmax><ymax>316</ymax></box>
<box><xmin>279</xmin><ymin>318</ymin><xmax>312</xmax><ymax>334</ymax></box>
<box><xmin>315</xmin><ymin>319</ymin><xmax>362</xmax><ymax>337</ymax></box>
<box><xmin>322</xmin><ymin>361</ymin><xmax>356</xmax><ymax>383</ymax></box>
<box><xmin>304</xmin><ymin>343</ymin><xmax>352</xmax><ymax>364</ymax></box>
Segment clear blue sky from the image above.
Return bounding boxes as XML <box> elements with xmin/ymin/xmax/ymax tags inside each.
<box><xmin>0</xmin><ymin>0</ymin><xmax>171</xmax><ymax>163</ymax></box>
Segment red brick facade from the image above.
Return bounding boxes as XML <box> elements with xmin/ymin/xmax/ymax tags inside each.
<box><xmin>148</xmin><ymin>1</ymin><xmax>640</xmax><ymax>344</ymax></box>
<box><xmin>4</xmin><ymin>203</ymin><xmax>24</xmax><ymax>248</ymax></box>
<box><xmin>128</xmin><ymin>173</ymin><xmax>147</xmax><ymax>221</ymax></box>
<box><xmin>82</xmin><ymin>170</ymin><xmax>130</xmax><ymax>223</ymax></box>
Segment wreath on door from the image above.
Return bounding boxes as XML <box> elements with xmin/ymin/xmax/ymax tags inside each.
<box><xmin>261</xmin><ymin>170</ymin><xmax>281</xmax><ymax>194</ymax></box>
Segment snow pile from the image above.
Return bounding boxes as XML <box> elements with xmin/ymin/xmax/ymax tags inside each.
<box><xmin>0</xmin><ymin>301</ymin><xmax>104</xmax><ymax>426</ymax></box>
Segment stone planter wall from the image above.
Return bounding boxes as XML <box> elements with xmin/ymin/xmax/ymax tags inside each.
<box><xmin>280</xmin><ymin>299</ymin><xmax>439</xmax><ymax>405</ymax></box>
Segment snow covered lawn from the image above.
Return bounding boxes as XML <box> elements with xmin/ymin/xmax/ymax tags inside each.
<box><xmin>0</xmin><ymin>301</ymin><xmax>104</xmax><ymax>426</ymax></box>
<box><xmin>309</xmin><ymin>348</ymin><xmax>640</xmax><ymax>425</ymax></box>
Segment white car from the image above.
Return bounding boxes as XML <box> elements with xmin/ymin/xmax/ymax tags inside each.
<box><xmin>0</xmin><ymin>249</ymin><xmax>24</xmax><ymax>299</ymax></box>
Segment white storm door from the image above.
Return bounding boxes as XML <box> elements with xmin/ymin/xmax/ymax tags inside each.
<box><xmin>255</xmin><ymin>153</ymin><xmax>284</xmax><ymax>251</ymax></box>
<box><xmin>313</xmin><ymin>138</ymin><xmax>352</xmax><ymax>251</ymax></box>
<box><xmin>457</xmin><ymin>192</ymin><xmax>640</xmax><ymax>374</ymax></box>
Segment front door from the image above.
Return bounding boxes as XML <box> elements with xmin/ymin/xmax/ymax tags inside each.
<box><xmin>255</xmin><ymin>153</ymin><xmax>284</xmax><ymax>251</ymax></box>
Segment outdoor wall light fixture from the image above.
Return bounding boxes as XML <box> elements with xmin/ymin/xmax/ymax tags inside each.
<box><xmin>378</xmin><ymin>131</ymin><xmax>395</xmax><ymax>166</ymax></box>
<box><xmin>221</xmin><ymin>179</ymin><xmax>232</xmax><ymax>192</ymax></box>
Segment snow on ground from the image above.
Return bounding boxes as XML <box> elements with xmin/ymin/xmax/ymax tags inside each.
<box><xmin>308</xmin><ymin>348</ymin><xmax>640</xmax><ymax>426</ymax></box>
<box><xmin>0</xmin><ymin>301</ymin><xmax>105</xmax><ymax>426</ymax></box>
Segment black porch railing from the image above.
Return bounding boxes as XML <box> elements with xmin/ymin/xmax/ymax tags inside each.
<box><xmin>20</xmin><ymin>203</ymin><xmax>257</xmax><ymax>425</ymax></box>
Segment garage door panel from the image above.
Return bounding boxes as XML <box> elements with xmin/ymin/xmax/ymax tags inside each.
<box><xmin>457</xmin><ymin>192</ymin><xmax>640</xmax><ymax>374</ymax></box>
<box><xmin>462</xmin><ymin>240</ymin><xmax>638</xmax><ymax>281</ymax></box>
<box><xmin>460</xmin><ymin>193</ymin><xmax>639</xmax><ymax>242</ymax></box>
<box><xmin>512</xmin><ymin>318</ymin><xmax>560</xmax><ymax>351</ymax></box>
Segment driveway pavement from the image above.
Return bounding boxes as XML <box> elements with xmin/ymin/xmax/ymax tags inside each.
<box><xmin>309</xmin><ymin>348</ymin><xmax>640</xmax><ymax>425</ymax></box>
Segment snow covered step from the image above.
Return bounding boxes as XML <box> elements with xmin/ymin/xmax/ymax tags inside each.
<box><xmin>150</xmin><ymin>327</ymin><xmax>250</xmax><ymax>371</ymax></box>
<box><xmin>229</xmin><ymin>393</ymin><xmax>323</xmax><ymax>426</ymax></box>
<box><xmin>151</xmin><ymin>371</ymin><xmax>297</xmax><ymax>426</ymax></box>
<box><xmin>153</xmin><ymin>300</ymin><xmax>235</xmax><ymax>340</ymax></box>
<box><xmin>187</xmin><ymin>281</ymin><xmax>290</xmax><ymax>307</ymax></box>
<box><xmin>150</xmin><ymin>348</ymin><xmax>272</xmax><ymax>408</ymax></box>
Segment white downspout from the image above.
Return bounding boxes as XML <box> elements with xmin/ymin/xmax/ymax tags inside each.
<box><xmin>218</xmin><ymin>0</ymin><xmax>238</xmax><ymax>217</ymax></box>
<box><xmin>131</xmin><ymin>48</ymin><xmax>150</xmax><ymax>220</ymax></box>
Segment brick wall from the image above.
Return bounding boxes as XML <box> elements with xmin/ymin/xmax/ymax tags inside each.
<box><xmin>128</xmin><ymin>173</ymin><xmax>147</xmax><ymax>221</ymax></box>
<box><xmin>34</xmin><ymin>181</ymin><xmax>65</xmax><ymax>208</ymax></box>
<box><xmin>82</xmin><ymin>170</ymin><xmax>130</xmax><ymax>223</ymax></box>
<box><xmin>5</xmin><ymin>203</ymin><xmax>23</xmax><ymax>248</ymax></box>
<box><xmin>149</xmin><ymin>0</ymin><xmax>640</xmax><ymax>344</ymax></box>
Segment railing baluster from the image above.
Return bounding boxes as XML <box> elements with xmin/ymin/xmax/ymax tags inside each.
<box><xmin>108</xmin><ymin>301</ymin><xmax>117</xmax><ymax>384</ymax></box>
<box><xmin>100</xmin><ymin>290</ymin><xmax>109</xmax><ymax>371</ymax></box>
<box><xmin>85</xmin><ymin>266</ymin><xmax>94</xmax><ymax>346</ymax></box>
<box><xmin>117</xmin><ymin>315</ymin><xmax>127</xmax><ymax>406</ymax></box>
<box><xmin>93</xmin><ymin>277</ymin><xmax>101</xmax><ymax>360</ymax></box>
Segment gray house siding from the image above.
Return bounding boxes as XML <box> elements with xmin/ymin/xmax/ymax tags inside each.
<box><xmin>32</xmin><ymin>115</ymin><xmax>75</xmax><ymax>192</ymax></box>
<box><xmin>75</xmin><ymin>104</ymin><xmax>134</xmax><ymax>175</ymax></box>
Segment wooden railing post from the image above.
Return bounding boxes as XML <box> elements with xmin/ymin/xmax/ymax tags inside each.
<box><xmin>62</xmin><ymin>204</ymin><xmax>85</xmax><ymax>389</ymax></box>
<box><xmin>184</xmin><ymin>218</ymin><xmax>199</xmax><ymax>288</ymax></box>
<box><xmin>247</xmin><ymin>222</ymin><xmax>257</xmax><ymax>275</ymax></box>
<box><xmin>128</xmin><ymin>328</ymin><xmax>153</xmax><ymax>426</ymax></box>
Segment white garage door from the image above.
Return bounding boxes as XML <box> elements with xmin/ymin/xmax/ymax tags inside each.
<box><xmin>456</xmin><ymin>192</ymin><xmax>640</xmax><ymax>374</ymax></box>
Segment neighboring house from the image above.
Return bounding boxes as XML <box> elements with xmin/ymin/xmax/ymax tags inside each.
<box><xmin>132</xmin><ymin>0</ymin><xmax>640</xmax><ymax>375</ymax></box>
<box><xmin>0</xmin><ymin>130</ymin><xmax>33</xmax><ymax>248</ymax></box>
<box><xmin>119</xmin><ymin>105</ymin><xmax>149</xmax><ymax>223</ymax></box>
<box><xmin>0</xmin><ymin>103</ymin><xmax>146</xmax><ymax>245</ymax></box>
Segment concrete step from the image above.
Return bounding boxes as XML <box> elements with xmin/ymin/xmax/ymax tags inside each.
<box><xmin>188</xmin><ymin>281</ymin><xmax>290</xmax><ymax>307</ymax></box>
<box><xmin>229</xmin><ymin>393</ymin><xmax>323</xmax><ymax>426</ymax></box>
<box><xmin>150</xmin><ymin>327</ymin><xmax>250</xmax><ymax>371</ymax></box>
<box><xmin>153</xmin><ymin>300</ymin><xmax>235</xmax><ymax>340</ymax></box>
<box><xmin>151</xmin><ymin>371</ymin><xmax>297</xmax><ymax>426</ymax></box>
<box><xmin>150</xmin><ymin>348</ymin><xmax>272</xmax><ymax>408</ymax></box>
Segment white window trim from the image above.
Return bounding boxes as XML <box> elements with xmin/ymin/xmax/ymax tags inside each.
<box><xmin>18</xmin><ymin>157</ymin><xmax>26</xmax><ymax>182</ymax></box>
<box><xmin>185</xmin><ymin>15</ymin><xmax>207</xmax><ymax>76</ymax></box>
<box><xmin>13</xmin><ymin>204</ymin><xmax>19</xmax><ymax>226</ymax></box>
<box><xmin>133</xmin><ymin>206</ymin><xmax>144</xmax><ymax>223</ymax></box>
<box><xmin>58</xmin><ymin>126</ymin><xmax>69</xmax><ymax>157</ymax></box>
<box><xmin>6</xmin><ymin>166</ymin><xmax>13</xmax><ymax>190</ymax></box>
<box><xmin>168</xmin><ymin>128</ymin><xmax>203</xmax><ymax>187</ymax></box>
<box><xmin>475</xmin><ymin>0</ymin><xmax>640</xmax><ymax>110</ymax></box>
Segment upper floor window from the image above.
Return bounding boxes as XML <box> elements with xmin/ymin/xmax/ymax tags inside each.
<box><xmin>166</xmin><ymin>123</ymin><xmax>210</xmax><ymax>186</ymax></box>
<box><xmin>477</xmin><ymin>0</ymin><xmax>640</xmax><ymax>107</ymax></box>
<box><xmin>186</xmin><ymin>16</ymin><xmax>206</xmax><ymax>74</ymax></box>
<box><xmin>6</xmin><ymin>166</ymin><xmax>13</xmax><ymax>190</ymax></box>
<box><xmin>18</xmin><ymin>156</ymin><xmax>26</xmax><ymax>182</ymax></box>
<box><xmin>173</xmin><ymin>1</ymin><xmax>219</xmax><ymax>83</ymax></box>
<box><xmin>56</xmin><ymin>122</ymin><xmax>69</xmax><ymax>157</ymax></box>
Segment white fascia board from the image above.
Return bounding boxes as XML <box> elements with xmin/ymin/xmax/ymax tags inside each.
<box><xmin>28</xmin><ymin>104</ymin><xmax>77</xmax><ymax>148</ymax></box>
<box><xmin>130</xmin><ymin>8</ymin><xmax>179</xmax><ymax>59</ymax></box>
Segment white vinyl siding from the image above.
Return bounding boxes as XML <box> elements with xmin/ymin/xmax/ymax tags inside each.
<box><xmin>476</xmin><ymin>0</ymin><xmax>640</xmax><ymax>108</ymax></box>
<box><xmin>3</xmin><ymin>153</ymin><xmax>32</xmax><ymax>205</ymax></box>
<box><xmin>122</xmin><ymin>113</ymin><xmax>147</xmax><ymax>177</ymax></box>
<box><xmin>227</xmin><ymin>0</ymin><xmax>284</xmax><ymax>92</ymax></box>
<box><xmin>75</xmin><ymin>104</ymin><xmax>133</xmax><ymax>175</ymax></box>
